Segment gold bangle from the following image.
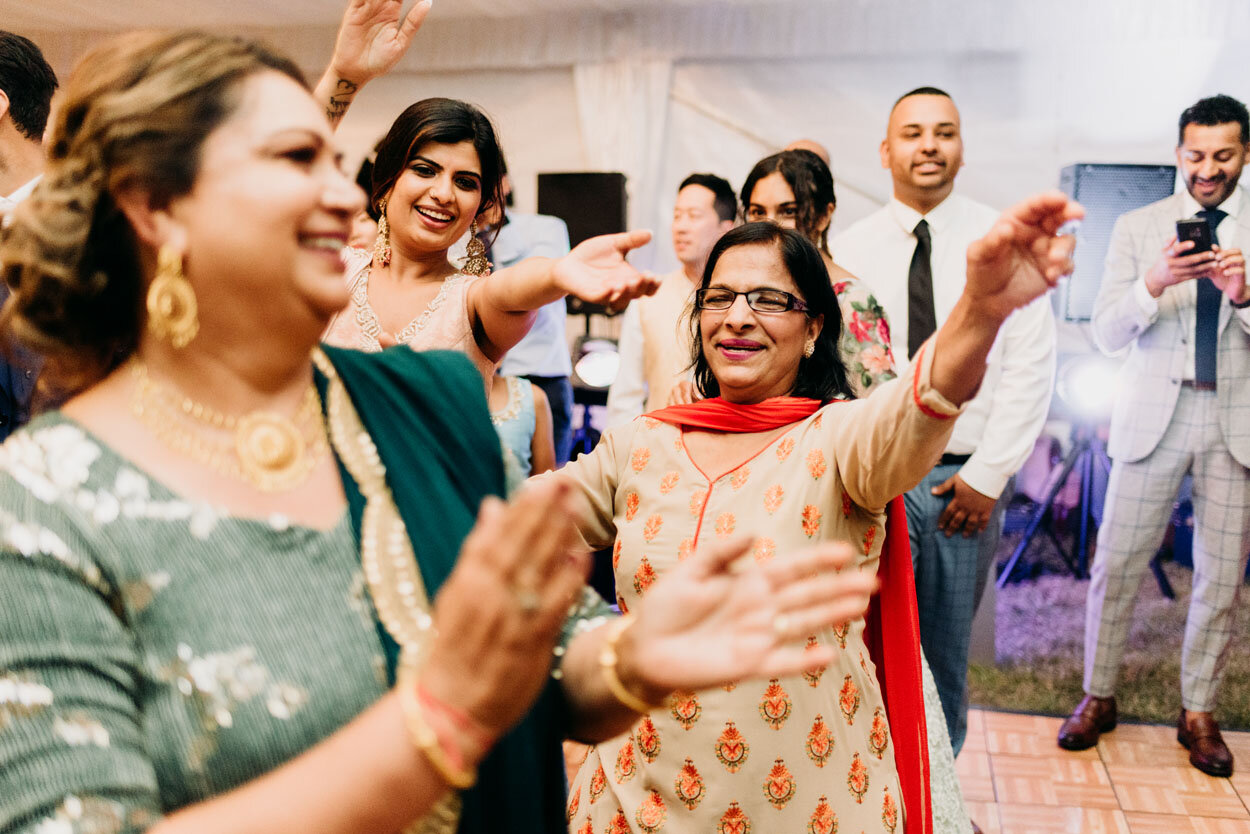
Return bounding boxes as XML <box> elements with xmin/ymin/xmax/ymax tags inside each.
<box><xmin>397</xmin><ymin>682</ymin><xmax>477</xmax><ymax>790</ymax></box>
<box><xmin>598</xmin><ymin>615</ymin><xmax>665</xmax><ymax>714</ymax></box>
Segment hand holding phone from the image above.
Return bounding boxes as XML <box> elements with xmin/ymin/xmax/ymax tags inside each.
<box><xmin>1176</xmin><ymin>218</ymin><xmax>1214</xmax><ymax>253</ymax></box>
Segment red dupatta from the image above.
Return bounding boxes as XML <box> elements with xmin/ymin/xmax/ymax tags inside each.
<box><xmin>646</xmin><ymin>396</ymin><xmax>933</xmax><ymax>834</ymax></box>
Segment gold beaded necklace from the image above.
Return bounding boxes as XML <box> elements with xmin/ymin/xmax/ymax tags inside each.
<box><xmin>129</xmin><ymin>359</ymin><xmax>328</xmax><ymax>493</ymax></box>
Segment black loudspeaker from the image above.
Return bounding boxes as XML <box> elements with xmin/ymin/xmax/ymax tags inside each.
<box><xmin>538</xmin><ymin>172</ymin><xmax>628</xmax><ymax>317</ymax></box>
<box><xmin>1058</xmin><ymin>163</ymin><xmax>1176</xmax><ymax>321</ymax></box>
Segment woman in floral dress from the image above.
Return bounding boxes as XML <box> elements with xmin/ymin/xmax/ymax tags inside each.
<box><xmin>559</xmin><ymin>208</ymin><xmax>1080</xmax><ymax>832</ymax></box>
<box><xmin>740</xmin><ymin>149</ymin><xmax>896</xmax><ymax>397</ymax></box>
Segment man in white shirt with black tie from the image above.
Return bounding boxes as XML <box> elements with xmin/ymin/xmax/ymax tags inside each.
<box><xmin>833</xmin><ymin>87</ymin><xmax>1056</xmax><ymax>758</ymax></box>
<box><xmin>0</xmin><ymin>31</ymin><xmax>56</xmax><ymax>438</ymax></box>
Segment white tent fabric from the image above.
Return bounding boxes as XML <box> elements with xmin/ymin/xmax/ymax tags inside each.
<box><xmin>12</xmin><ymin>0</ymin><xmax>1250</xmax><ymax>275</ymax></box>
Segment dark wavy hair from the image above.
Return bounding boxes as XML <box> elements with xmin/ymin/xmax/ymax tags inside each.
<box><xmin>370</xmin><ymin>97</ymin><xmax>505</xmax><ymax>227</ymax></box>
<box><xmin>688</xmin><ymin>222</ymin><xmax>852</xmax><ymax>402</ymax></box>
<box><xmin>0</xmin><ymin>30</ymin><xmax>58</xmax><ymax>141</ymax></box>
<box><xmin>740</xmin><ymin>149</ymin><xmax>836</xmax><ymax>256</ymax></box>
<box><xmin>1179</xmin><ymin>94</ymin><xmax>1250</xmax><ymax>144</ymax></box>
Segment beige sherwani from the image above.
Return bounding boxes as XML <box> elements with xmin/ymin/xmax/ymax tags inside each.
<box><xmin>560</xmin><ymin>343</ymin><xmax>960</xmax><ymax>834</ymax></box>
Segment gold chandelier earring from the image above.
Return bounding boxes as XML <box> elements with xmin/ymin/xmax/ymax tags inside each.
<box><xmin>803</xmin><ymin>338</ymin><xmax>816</xmax><ymax>358</ymax></box>
<box><xmin>373</xmin><ymin>198</ymin><xmax>391</xmax><ymax>267</ymax></box>
<box><xmin>146</xmin><ymin>244</ymin><xmax>199</xmax><ymax>349</ymax></box>
<box><xmin>463</xmin><ymin>218</ymin><xmax>491</xmax><ymax>276</ymax></box>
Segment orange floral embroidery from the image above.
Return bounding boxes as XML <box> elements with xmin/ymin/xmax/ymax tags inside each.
<box><xmin>858</xmin><ymin>651</ymin><xmax>871</xmax><ymax>676</ymax></box>
<box><xmin>631</xmin><ymin>447</ymin><xmax>651</xmax><ymax>472</ymax></box>
<box><xmin>674</xmin><ymin>758</ymin><xmax>706</xmax><ymax>810</ymax></box>
<box><xmin>839</xmin><ymin>675</ymin><xmax>861</xmax><ymax>724</ymax></box>
<box><xmin>869</xmin><ymin>708</ymin><xmax>890</xmax><ymax>759</ymax></box>
<box><xmin>670</xmin><ymin>690</ymin><xmax>701</xmax><ymax>730</ymax></box>
<box><xmin>764</xmin><ymin>484</ymin><xmax>784</xmax><ymax>514</ymax></box>
<box><xmin>625</xmin><ymin>491</ymin><xmax>640</xmax><ymax>521</ymax></box>
<box><xmin>833</xmin><ymin>623</ymin><xmax>849</xmax><ymax>649</ymax></box>
<box><xmin>719</xmin><ymin>801</ymin><xmax>752</xmax><ymax>834</ymax></box>
<box><xmin>642</xmin><ymin>514</ymin><xmax>663</xmax><ymax>542</ymax></box>
<box><xmin>715</xmin><ymin>512</ymin><xmax>736</xmax><ymax>538</ymax></box>
<box><xmin>613</xmin><ymin>737</ymin><xmax>636</xmax><ymax>783</ymax></box>
<box><xmin>636</xmin><ymin>716</ymin><xmax>661</xmax><ymax>762</ymax></box>
<box><xmin>753</xmin><ymin>537</ymin><xmax>776</xmax><ymax>564</ymax></box>
<box><xmin>589</xmin><ymin>761</ymin><xmax>607</xmax><ymax>803</ymax></box>
<box><xmin>660</xmin><ymin>471</ymin><xmax>680</xmax><ymax>493</ymax></box>
<box><xmin>763</xmin><ymin>758</ymin><xmax>796</xmax><ymax>809</ymax></box>
<box><xmin>730</xmin><ymin>466</ymin><xmax>750</xmax><ymax>490</ymax></box>
<box><xmin>644</xmin><ymin>417</ymin><xmax>661</xmax><ymax>429</ymax></box>
<box><xmin>805</xmin><ymin>713</ymin><xmax>834</xmax><ymax>767</ymax></box>
<box><xmin>813</xmin><ymin>412</ymin><xmax>823</xmax><ymax>429</ymax></box>
<box><xmin>635</xmin><ymin>790</ymin><xmax>667</xmax><ymax>833</ymax></box>
<box><xmin>723</xmin><ymin>681</ymin><xmax>737</xmax><ymax>692</ymax></box>
<box><xmin>847</xmin><ymin>753</ymin><xmax>869</xmax><ymax>804</ymax></box>
<box><xmin>612</xmin><ymin>539</ymin><xmax>623</xmax><ymax>571</ymax></box>
<box><xmin>759</xmin><ymin>679</ymin><xmax>792</xmax><ymax>730</ymax></box>
<box><xmin>863</xmin><ymin>524</ymin><xmax>877</xmax><ymax>553</ymax></box>
<box><xmin>607</xmin><ymin>807</ymin><xmax>630</xmax><ymax>834</ymax></box>
<box><xmin>617</xmin><ymin>593</ymin><xmax>629</xmax><ymax>615</ymax></box>
<box><xmin>715</xmin><ymin>721</ymin><xmax>749</xmax><ymax>773</ymax></box>
<box><xmin>776</xmin><ymin>437</ymin><xmax>796</xmax><ymax>460</ymax></box>
<box><xmin>841</xmin><ymin>491</ymin><xmax>852</xmax><ymax>518</ymax></box>
<box><xmin>633</xmin><ymin>556</ymin><xmax>657</xmax><ymax>596</ymax></box>
<box><xmin>802</xmin><ymin>504</ymin><xmax>822</xmax><ymax>538</ymax></box>
<box><xmin>575</xmin><ymin>818</ymin><xmax>593</xmax><ymax>834</ymax></box>
<box><xmin>806</xmin><ymin>449</ymin><xmax>826</xmax><ymax>479</ymax></box>
<box><xmin>882</xmin><ymin>786</ymin><xmax>898</xmax><ymax>833</ymax></box>
<box><xmin>678</xmin><ymin>537</ymin><xmax>695</xmax><ymax>561</ymax></box>
<box><xmin>566</xmin><ymin>785</ymin><xmax>580</xmax><ymax>821</ymax></box>
<box><xmin>801</xmin><ymin>636</ymin><xmax>827</xmax><ymax>686</ymax></box>
<box><xmin>807</xmin><ymin>795</ymin><xmax>837</xmax><ymax>834</ymax></box>
<box><xmin>689</xmin><ymin>488</ymin><xmax>707</xmax><ymax>517</ymax></box>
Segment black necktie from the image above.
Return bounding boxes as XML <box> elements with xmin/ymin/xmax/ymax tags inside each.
<box><xmin>1194</xmin><ymin>208</ymin><xmax>1226</xmax><ymax>386</ymax></box>
<box><xmin>907</xmin><ymin>219</ymin><xmax>936</xmax><ymax>359</ymax></box>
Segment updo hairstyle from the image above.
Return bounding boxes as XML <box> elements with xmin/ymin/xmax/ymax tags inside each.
<box><xmin>739</xmin><ymin>149</ymin><xmax>837</xmax><ymax>256</ymax></box>
<box><xmin>369</xmin><ymin>97</ymin><xmax>506</xmax><ymax>235</ymax></box>
<box><xmin>0</xmin><ymin>30</ymin><xmax>304</xmax><ymax>399</ymax></box>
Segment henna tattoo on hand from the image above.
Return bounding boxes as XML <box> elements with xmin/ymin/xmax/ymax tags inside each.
<box><xmin>326</xmin><ymin>78</ymin><xmax>359</xmax><ymax>126</ymax></box>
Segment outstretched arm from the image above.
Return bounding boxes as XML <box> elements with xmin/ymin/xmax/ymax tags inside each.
<box><xmin>467</xmin><ymin>229</ymin><xmax>661</xmax><ymax>361</ymax></box>
<box><xmin>929</xmin><ymin>190</ymin><xmax>1081</xmax><ymax>404</ymax></box>
<box><xmin>314</xmin><ymin>0</ymin><xmax>432</xmax><ymax>128</ymax></box>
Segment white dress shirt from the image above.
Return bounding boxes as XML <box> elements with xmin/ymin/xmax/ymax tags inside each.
<box><xmin>1126</xmin><ymin>188</ymin><xmax>1246</xmax><ymax>380</ymax></box>
<box><xmin>832</xmin><ymin>193</ymin><xmax>1056</xmax><ymax>498</ymax></box>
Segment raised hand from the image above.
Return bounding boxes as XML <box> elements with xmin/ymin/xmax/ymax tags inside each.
<box><xmin>618</xmin><ymin>536</ymin><xmax>878</xmax><ymax>696</ymax></box>
<box><xmin>1209</xmin><ymin>245</ymin><xmax>1250</xmax><ymax>304</ymax></box>
<box><xmin>964</xmin><ymin>190</ymin><xmax>1083</xmax><ymax>322</ymax></box>
<box><xmin>329</xmin><ymin>0</ymin><xmax>431</xmax><ymax>86</ymax></box>
<box><xmin>551</xmin><ymin>230</ymin><xmax>661</xmax><ymax>311</ymax></box>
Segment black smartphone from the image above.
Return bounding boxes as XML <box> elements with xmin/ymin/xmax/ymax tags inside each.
<box><xmin>1177</xmin><ymin>218</ymin><xmax>1214</xmax><ymax>253</ymax></box>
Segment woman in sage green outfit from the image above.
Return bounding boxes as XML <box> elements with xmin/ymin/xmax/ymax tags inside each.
<box><xmin>0</xmin><ymin>11</ymin><xmax>883</xmax><ymax>834</ymax></box>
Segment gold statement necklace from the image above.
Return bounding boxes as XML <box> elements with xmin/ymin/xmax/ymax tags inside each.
<box><xmin>129</xmin><ymin>359</ymin><xmax>328</xmax><ymax>493</ymax></box>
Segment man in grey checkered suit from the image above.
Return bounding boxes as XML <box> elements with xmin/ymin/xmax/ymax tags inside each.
<box><xmin>1058</xmin><ymin>95</ymin><xmax>1250</xmax><ymax>777</ymax></box>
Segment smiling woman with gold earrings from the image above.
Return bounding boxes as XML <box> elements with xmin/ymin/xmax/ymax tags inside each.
<box><xmin>316</xmin><ymin>13</ymin><xmax>653</xmax><ymax>387</ymax></box>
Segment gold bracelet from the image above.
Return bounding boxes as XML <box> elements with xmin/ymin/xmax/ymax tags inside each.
<box><xmin>397</xmin><ymin>682</ymin><xmax>477</xmax><ymax>790</ymax></box>
<box><xmin>598</xmin><ymin>615</ymin><xmax>665</xmax><ymax>714</ymax></box>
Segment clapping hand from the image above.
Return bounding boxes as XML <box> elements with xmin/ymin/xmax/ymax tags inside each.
<box><xmin>619</xmin><ymin>536</ymin><xmax>878</xmax><ymax>696</ymax></box>
<box><xmin>330</xmin><ymin>0</ymin><xmax>432</xmax><ymax>86</ymax></box>
<box><xmin>964</xmin><ymin>191</ymin><xmax>1083</xmax><ymax>321</ymax></box>
<box><xmin>551</xmin><ymin>230</ymin><xmax>661</xmax><ymax>312</ymax></box>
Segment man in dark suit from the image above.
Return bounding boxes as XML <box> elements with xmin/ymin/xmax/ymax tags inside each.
<box><xmin>0</xmin><ymin>31</ymin><xmax>57</xmax><ymax>438</ymax></box>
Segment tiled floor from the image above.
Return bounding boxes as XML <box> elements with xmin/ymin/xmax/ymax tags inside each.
<box><xmin>958</xmin><ymin>708</ymin><xmax>1250</xmax><ymax>834</ymax></box>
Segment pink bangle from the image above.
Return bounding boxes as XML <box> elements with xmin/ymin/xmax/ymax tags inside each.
<box><xmin>416</xmin><ymin>684</ymin><xmax>495</xmax><ymax>751</ymax></box>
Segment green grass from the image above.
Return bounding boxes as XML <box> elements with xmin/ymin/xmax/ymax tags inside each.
<box><xmin>969</xmin><ymin>561</ymin><xmax>1250</xmax><ymax>730</ymax></box>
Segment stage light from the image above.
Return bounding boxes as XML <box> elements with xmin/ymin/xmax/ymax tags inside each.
<box><xmin>572</xmin><ymin>337</ymin><xmax>620</xmax><ymax>390</ymax></box>
<box><xmin>1056</xmin><ymin>355</ymin><xmax>1121</xmax><ymax>421</ymax></box>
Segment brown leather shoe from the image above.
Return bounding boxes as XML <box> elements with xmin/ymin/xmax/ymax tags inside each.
<box><xmin>1178</xmin><ymin>709</ymin><xmax>1233</xmax><ymax>777</ymax></box>
<box><xmin>1057</xmin><ymin>694</ymin><xmax>1117</xmax><ymax>750</ymax></box>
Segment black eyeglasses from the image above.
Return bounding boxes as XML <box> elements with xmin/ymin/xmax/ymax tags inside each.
<box><xmin>694</xmin><ymin>287</ymin><xmax>810</xmax><ymax>314</ymax></box>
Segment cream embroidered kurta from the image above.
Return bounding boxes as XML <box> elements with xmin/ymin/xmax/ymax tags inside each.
<box><xmin>558</xmin><ymin>342</ymin><xmax>960</xmax><ymax>834</ymax></box>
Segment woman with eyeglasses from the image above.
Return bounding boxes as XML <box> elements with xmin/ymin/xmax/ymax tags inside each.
<box><xmin>557</xmin><ymin>211</ymin><xmax>1080</xmax><ymax>833</ymax></box>
<box><xmin>742</xmin><ymin>149</ymin><xmax>897</xmax><ymax>397</ymax></box>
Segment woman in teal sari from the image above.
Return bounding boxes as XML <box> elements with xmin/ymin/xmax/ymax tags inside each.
<box><xmin>0</xmin><ymin>20</ymin><xmax>882</xmax><ymax>834</ymax></box>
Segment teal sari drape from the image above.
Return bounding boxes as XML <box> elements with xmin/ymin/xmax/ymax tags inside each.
<box><xmin>317</xmin><ymin>345</ymin><xmax>570</xmax><ymax>834</ymax></box>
